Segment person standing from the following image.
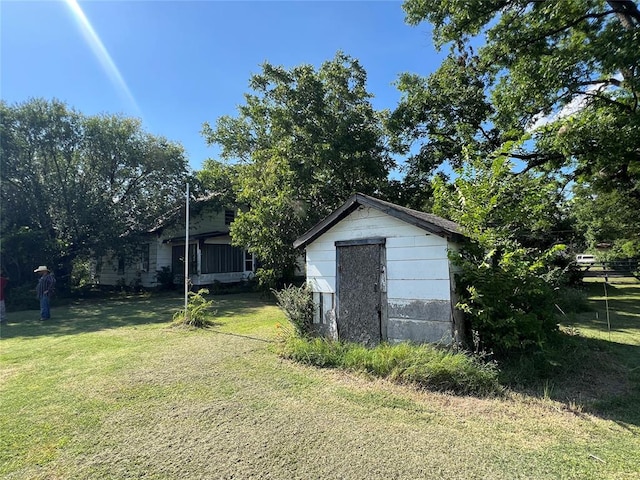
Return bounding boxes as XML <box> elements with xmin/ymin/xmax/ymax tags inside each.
<box><xmin>34</xmin><ymin>265</ymin><xmax>55</xmax><ymax>321</ymax></box>
<box><xmin>0</xmin><ymin>269</ymin><xmax>8</xmax><ymax>324</ymax></box>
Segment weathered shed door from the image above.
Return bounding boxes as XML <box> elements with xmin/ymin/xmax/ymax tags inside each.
<box><xmin>336</xmin><ymin>238</ymin><xmax>386</xmax><ymax>346</ymax></box>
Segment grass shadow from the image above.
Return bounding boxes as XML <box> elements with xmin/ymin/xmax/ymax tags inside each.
<box><xmin>571</xmin><ymin>281</ymin><xmax>640</xmax><ymax>338</ymax></box>
<box><xmin>500</xmin><ymin>329</ymin><xmax>639</xmax><ymax>428</ymax></box>
<box><xmin>498</xmin><ymin>278</ymin><xmax>639</xmax><ymax>427</ymax></box>
<box><xmin>0</xmin><ymin>292</ymin><xmax>275</xmax><ymax>340</ymax></box>
<box><xmin>211</xmin><ymin>330</ymin><xmax>275</xmax><ymax>344</ymax></box>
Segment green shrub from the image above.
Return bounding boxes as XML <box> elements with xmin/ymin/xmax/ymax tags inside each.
<box><xmin>70</xmin><ymin>258</ymin><xmax>93</xmax><ymax>288</ymax></box>
<box><xmin>5</xmin><ymin>284</ymin><xmax>38</xmax><ymax>311</ymax></box>
<box><xmin>115</xmin><ymin>277</ymin><xmax>127</xmax><ymax>292</ymax></box>
<box><xmin>272</xmin><ymin>284</ymin><xmax>314</xmax><ymax>336</ymax></box>
<box><xmin>453</xmin><ymin>244</ymin><xmax>561</xmax><ymax>356</ymax></box>
<box><xmin>278</xmin><ymin>338</ymin><xmax>502</xmax><ymax>396</ymax></box>
<box><xmin>156</xmin><ymin>266</ymin><xmax>176</xmax><ymax>291</ymax></box>
<box><xmin>129</xmin><ymin>274</ymin><xmax>144</xmax><ymax>293</ymax></box>
<box><xmin>207</xmin><ymin>280</ymin><xmax>224</xmax><ymax>294</ymax></box>
<box><xmin>554</xmin><ymin>287</ymin><xmax>590</xmax><ymax>314</ymax></box>
<box><xmin>172</xmin><ymin>289</ymin><xmax>216</xmax><ymax>328</ymax></box>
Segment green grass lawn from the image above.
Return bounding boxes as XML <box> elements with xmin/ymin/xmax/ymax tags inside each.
<box><xmin>1</xmin><ymin>289</ymin><xmax>639</xmax><ymax>479</ymax></box>
<box><xmin>578</xmin><ymin>278</ymin><xmax>640</xmax><ymax>345</ymax></box>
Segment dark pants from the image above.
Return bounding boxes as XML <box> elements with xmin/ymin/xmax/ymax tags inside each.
<box><xmin>40</xmin><ymin>295</ymin><xmax>51</xmax><ymax>319</ymax></box>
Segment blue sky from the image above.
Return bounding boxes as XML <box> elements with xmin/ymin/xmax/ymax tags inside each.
<box><xmin>1</xmin><ymin>0</ymin><xmax>444</xmax><ymax>171</ymax></box>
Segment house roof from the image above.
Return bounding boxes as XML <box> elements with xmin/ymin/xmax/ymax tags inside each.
<box><xmin>149</xmin><ymin>194</ymin><xmax>232</xmax><ymax>234</ymax></box>
<box><xmin>293</xmin><ymin>193</ymin><xmax>464</xmax><ymax>249</ymax></box>
<box><xmin>163</xmin><ymin>230</ymin><xmax>229</xmax><ymax>244</ymax></box>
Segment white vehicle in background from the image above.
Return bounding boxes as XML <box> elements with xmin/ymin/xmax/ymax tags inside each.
<box><xmin>576</xmin><ymin>254</ymin><xmax>597</xmax><ymax>265</ymax></box>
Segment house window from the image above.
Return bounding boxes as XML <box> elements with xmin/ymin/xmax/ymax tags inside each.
<box><xmin>117</xmin><ymin>255</ymin><xmax>125</xmax><ymax>275</ymax></box>
<box><xmin>140</xmin><ymin>244</ymin><xmax>150</xmax><ymax>272</ymax></box>
<box><xmin>201</xmin><ymin>244</ymin><xmax>244</xmax><ymax>273</ymax></box>
<box><xmin>224</xmin><ymin>209</ymin><xmax>235</xmax><ymax>225</ymax></box>
<box><xmin>172</xmin><ymin>244</ymin><xmax>197</xmax><ymax>276</ymax></box>
<box><xmin>245</xmin><ymin>251</ymin><xmax>254</xmax><ymax>272</ymax></box>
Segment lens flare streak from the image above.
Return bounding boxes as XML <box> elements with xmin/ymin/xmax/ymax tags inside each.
<box><xmin>64</xmin><ymin>0</ymin><xmax>141</xmax><ymax>116</ymax></box>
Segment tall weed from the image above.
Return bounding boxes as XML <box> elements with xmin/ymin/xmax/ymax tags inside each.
<box><xmin>278</xmin><ymin>336</ymin><xmax>344</xmax><ymax>367</ymax></box>
<box><xmin>272</xmin><ymin>284</ymin><xmax>314</xmax><ymax>336</ymax></box>
<box><xmin>278</xmin><ymin>338</ymin><xmax>501</xmax><ymax>396</ymax></box>
<box><xmin>172</xmin><ymin>289</ymin><xmax>216</xmax><ymax>328</ymax></box>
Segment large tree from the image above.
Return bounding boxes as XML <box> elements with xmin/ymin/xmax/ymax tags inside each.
<box><xmin>0</xmin><ymin>98</ymin><xmax>190</xmax><ymax>287</ymax></box>
<box><xmin>390</xmin><ymin>0</ymin><xmax>640</xmax><ymax>214</ymax></box>
<box><xmin>201</xmin><ymin>52</ymin><xmax>393</xmax><ymax>285</ymax></box>
<box><xmin>571</xmin><ymin>183</ymin><xmax>640</xmax><ymax>258</ymax></box>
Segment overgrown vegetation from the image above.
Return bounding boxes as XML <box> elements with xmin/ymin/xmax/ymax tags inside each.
<box><xmin>0</xmin><ymin>99</ymin><xmax>191</xmax><ymax>294</ymax></box>
<box><xmin>497</xmin><ymin>279</ymin><xmax>640</xmax><ymax>428</ymax></box>
<box><xmin>200</xmin><ymin>53</ymin><xmax>394</xmax><ymax>288</ymax></box>
<box><xmin>4</xmin><ymin>284</ymin><xmax>39</xmax><ymax>312</ymax></box>
<box><xmin>272</xmin><ymin>284</ymin><xmax>314</xmax><ymax>336</ymax></box>
<box><xmin>156</xmin><ymin>266</ymin><xmax>177</xmax><ymax>291</ymax></box>
<box><xmin>171</xmin><ymin>288</ymin><xmax>216</xmax><ymax>328</ymax></box>
<box><xmin>394</xmin><ymin>0</ymin><xmax>640</xmax><ymax>258</ymax></box>
<box><xmin>272</xmin><ymin>284</ymin><xmax>501</xmax><ymax>396</ymax></box>
<box><xmin>431</xmin><ymin>156</ymin><xmax>577</xmax><ymax>355</ymax></box>
<box><xmin>452</xmin><ymin>243</ymin><xmax>564</xmax><ymax>355</ymax></box>
<box><xmin>277</xmin><ymin>337</ymin><xmax>501</xmax><ymax>396</ymax></box>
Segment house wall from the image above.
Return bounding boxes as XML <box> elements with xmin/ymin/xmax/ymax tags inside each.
<box><xmin>156</xmin><ymin>239</ymin><xmax>172</xmax><ymax>275</ymax></box>
<box><xmin>97</xmin><ymin>238</ymin><xmax>161</xmax><ymax>288</ymax></box>
<box><xmin>305</xmin><ymin>205</ymin><xmax>455</xmax><ymax>344</ymax></box>
<box><xmin>97</xmin><ymin>207</ymin><xmax>253</xmax><ymax>288</ymax></box>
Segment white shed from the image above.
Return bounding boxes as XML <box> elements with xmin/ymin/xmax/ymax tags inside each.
<box><xmin>293</xmin><ymin>193</ymin><xmax>466</xmax><ymax>346</ymax></box>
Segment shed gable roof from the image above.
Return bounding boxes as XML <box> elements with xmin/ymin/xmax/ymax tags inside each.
<box><xmin>293</xmin><ymin>193</ymin><xmax>464</xmax><ymax>249</ymax></box>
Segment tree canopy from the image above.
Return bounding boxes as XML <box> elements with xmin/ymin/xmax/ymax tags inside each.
<box><xmin>391</xmin><ymin>0</ymin><xmax>640</xmax><ymax>224</ymax></box>
<box><xmin>201</xmin><ymin>52</ymin><xmax>393</xmax><ymax>285</ymax></box>
<box><xmin>0</xmin><ymin>98</ymin><xmax>190</xmax><ymax>287</ymax></box>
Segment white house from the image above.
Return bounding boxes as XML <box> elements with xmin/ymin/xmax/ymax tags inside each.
<box><xmin>96</xmin><ymin>200</ymin><xmax>255</xmax><ymax>289</ymax></box>
<box><xmin>293</xmin><ymin>193</ymin><xmax>466</xmax><ymax>346</ymax></box>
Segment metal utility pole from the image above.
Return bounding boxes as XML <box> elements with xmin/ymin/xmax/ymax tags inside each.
<box><xmin>603</xmin><ymin>274</ymin><xmax>611</xmax><ymax>342</ymax></box>
<box><xmin>184</xmin><ymin>182</ymin><xmax>190</xmax><ymax>314</ymax></box>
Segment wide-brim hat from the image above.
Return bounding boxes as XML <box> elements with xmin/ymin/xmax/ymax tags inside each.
<box><xmin>34</xmin><ymin>265</ymin><xmax>50</xmax><ymax>273</ymax></box>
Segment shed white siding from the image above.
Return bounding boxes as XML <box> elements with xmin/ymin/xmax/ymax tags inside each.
<box><xmin>305</xmin><ymin>205</ymin><xmax>456</xmax><ymax>344</ymax></box>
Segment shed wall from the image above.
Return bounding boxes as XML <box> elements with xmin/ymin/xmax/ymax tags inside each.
<box><xmin>305</xmin><ymin>205</ymin><xmax>455</xmax><ymax>344</ymax></box>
